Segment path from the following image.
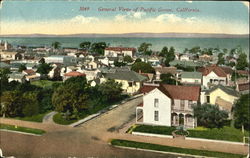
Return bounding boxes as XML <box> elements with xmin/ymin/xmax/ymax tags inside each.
<box><xmin>42</xmin><ymin>111</ymin><xmax>57</xmax><ymax>124</ymax></box>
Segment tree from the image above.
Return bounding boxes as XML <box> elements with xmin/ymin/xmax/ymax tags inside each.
<box><xmin>236</xmin><ymin>53</ymin><xmax>248</xmax><ymax>70</ymax></box>
<box><xmin>160</xmin><ymin>73</ymin><xmax>178</xmax><ymax>85</ymax></box>
<box><xmin>90</xmin><ymin>42</ymin><xmax>107</xmax><ymax>55</ymax></box>
<box><xmin>131</xmin><ymin>62</ymin><xmax>155</xmax><ymax>73</ymax></box>
<box><xmin>138</xmin><ymin>43</ymin><xmax>152</xmax><ymax>55</ymax></box>
<box><xmin>135</xmin><ymin>58</ymin><xmax>142</xmax><ymax>63</ymax></box>
<box><xmin>159</xmin><ymin>46</ymin><xmax>168</xmax><ymax>57</ymax></box>
<box><xmin>0</xmin><ymin>91</ymin><xmax>24</xmax><ymax>117</ymax></box>
<box><xmin>189</xmin><ymin>46</ymin><xmax>201</xmax><ymax>54</ymax></box>
<box><xmin>79</xmin><ymin>41</ymin><xmax>91</xmax><ymax>51</ymax></box>
<box><xmin>52</xmin><ymin>41</ymin><xmax>61</xmax><ymax>49</ymax></box>
<box><xmin>164</xmin><ymin>46</ymin><xmax>175</xmax><ymax>66</ymax></box>
<box><xmin>97</xmin><ymin>79</ymin><xmax>123</xmax><ymax>102</ymax></box>
<box><xmin>123</xmin><ymin>55</ymin><xmax>133</xmax><ymax>63</ymax></box>
<box><xmin>114</xmin><ymin>60</ymin><xmax>126</xmax><ymax>67</ymax></box>
<box><xmin>0</xmin><ymin>68</ymin><xmax>11</xmax><ymax>94</ymax></box>
<box><xmin>217</xmin><ymin>53</ymin><xmax>225</xmax><ymax>65</ymax></box>
<box><xmin>18</xmin><ymin>64</ymin><xmax>27</xmax><ymax>72</ymax></box>
<box><xmin>234</xmin><ymin>94</ymin><xmax>250</xmax><ymax>131</ymax></box>
<box><xmin>36</xmin><ymin>63</ymin><xmax>52</xmax><ymax>75</ymax></box>
<box><xmin>193</xmin><ymin>103</ymin><xmax>228</xmax><ymax>128</ymax></box>
<box><xmin>39</xmin><ymin>58</ymin><xmax>45</xmax><ymax>64</ymax></box>
<box><xmin>22</xmin><ymin>92</ymin><xmax>39</xmax><ymax>117</ymax></box>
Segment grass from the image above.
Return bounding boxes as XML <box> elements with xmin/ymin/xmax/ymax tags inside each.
<box><xmin>31</xmin><ymin>80</ymin><xmax>62</xmax><ymax>88</ymax></box>
<box><xmin>132</xmin><ymin>125</ymin><xmax>249</xmax><ymax>142</ymax></box>
<box><xmin>0</xmin><ymin>123</ymin><xmax>46</xmax><ymax>135</ymax></box>
<box><xmin>111</xmin><ymin>139</ymin><xmax>246</xmax><ymax>158</ymax></box>
<box><xmin>13</xmin><ymin>112</ymin><xmax>50</xmax><ymax>123</ymax></box>
<box><xmin>53</xmin><ymin>113</ymin><xmax>79</xmax><ymax>125</ymax></box>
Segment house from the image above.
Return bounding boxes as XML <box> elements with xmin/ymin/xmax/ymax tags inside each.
<box><xmin>44</xmin><ymin>55</ymin><xmax>77</xmax><ymax>66</ymax></box>
<box><xmin>200</xmin><ymin>85</ymin><xmax>239</xmax><ymax>118</ymax></box>
<box><xmin>63</xmin><ymin>71</ymin><xmax>86</xmax><ymax>81</ymax></box>
<box><xmin>0</xmin><ymin>41</ymin><xmax>12</xmax><ymax>51</ymax></box>
<box><xmin>180</xmin><ymin>71</ymin><xmax>202</xmax><ymax>85</ymax></box>
<box><xmin>148</xmin><ymin>56</ymin><xmax>161</xmax><ymax>67</ymax></box>
<box><xmin>199</xmin><ymin>54</ymin><xmax>213</xmax><ymax>62</ymax></box>
<box><xmin>198</xmin><ymin>65</ymin><xmax>232</xmax><ymax>88</ymax></box>
<box><xmin>101</xmin><ymin>67</ymin><xmax>148</xmax><ymax>94</ymax></box>
<box><xmin>22</xmin><ymin>69</ymin><xmax>40</xmax><ymax>82</ymax></box>
<box><xmin>8</xmin><ymin>72</ymin><xmax>26</xmax><ymax>83</ymax></box>
<box><xmin>154</xmin><ymin>67</ymin><xmax>177</xmax><ymax>80</ymax></box>
<box><xmin>179</xmin><ymin>54</ymin><xmax>191</xmax><ymax>61</ymax></box>
<box><xmin>236</xmin><ymin>82</ymin><xmax>249</xmax><ymax>94</ymax></box>
<box><xmin>0</xmin><ymin>51</ymin><xmax>22</xmax><ymax>61</ymax></box>
<box><xmin>136</xmin><ymin>84</ymin><xmax>200</xmax><ymax>128</ymax></box>
<box><xmin>104</xmin><ymin>47</ymin><xmax>136</xmax><ymax>57</ymax></box>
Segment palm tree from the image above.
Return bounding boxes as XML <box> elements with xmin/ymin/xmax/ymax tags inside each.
<box><xmin>51</xmin><ymin>41</ymin><xmax>61</xmax><ymax>52</ymax></box>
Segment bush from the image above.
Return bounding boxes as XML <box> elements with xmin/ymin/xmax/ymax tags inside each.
<box><xmin>133</xmin><ymin>125</ymin><xmax>175</xmax><ymax>135</ymax></box>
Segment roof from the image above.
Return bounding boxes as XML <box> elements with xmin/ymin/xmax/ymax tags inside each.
<box><xmin>205</xmin><ymin>84</ymin><xmax>239</xmax><ymax>97</ymax></box>
<box><xmin>105</xmin><ymin>47</ymin><xmax>136</xmax><ymax>52</ymax></box>
<box><xmin>64</xmin><ymin>71</ymin><xmax>86</xmax><ymax>77</ymax></box>
<box><xmin>161</xmin><ymin>84</ymin><xmax>200</xmax><ymax>101</ymax></box>
<box><xmin>238</xmin><ymin>82</ymin><xmax>250</xmax><ymax>92</ymax></box>
<box><xmin>0</xmin><ymin>62</ymin><xmax>10</xmax><ymax>68</ymax></box>
<box><xmin>169</xmin><ymin>60</ymin><xmax>202</xmax><ymax>67</ymax></box>
<box><xmin>23</xmin><ymin>69</ymin><xmax>35</xmax><ymax>75</ymax></box>
<box><xmin>154</xmin><ymin>67</ymin><xmax>177</xmax><ymax>74</ymax></box>
<box><xmin>140</xmin><ymin>84</ymin><xmax>200</xmax><ymax>101</ymax></box>
<box><xmin>198</xmin><ymin>65</ymin><xmax>229</xmax><ymax>77</ymax></box>
<box><xmin>140</xmin><ymin>84</ymin><xmax>159</xmax><ymax>93</ymax></box>
<box><xmin>103</xmin><ymin>68</ymin><xmax>147</xmax><ymax>82</ymax></box>
<box><xmin>237</xmin><ymin>70</ymin><xmax>249</xmax><ymax>76</ymax></box>
<box><xmin>8</xmin><ymin>72</ymin><xmax>25</xmax><ymax>79</ymax></box>
<box><xmin>137</xmin><ymin>102</ymin><xmax>143</xmax><ymax>107</ymax></box>
<box><xmin>181</xmin><ymin>71</ymin><xmax>202</xmax><ymax>79</ymax></box>
<box><xmin>215</xmin><ymin>97</ymin><xmax>233</xmax><ymax>112</ymax></box>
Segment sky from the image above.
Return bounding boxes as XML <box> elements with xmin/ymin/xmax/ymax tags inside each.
<box><xmin>0</xmin><ymin>1</ymin><xmax>249</xmax><ymax>35</ymax></box>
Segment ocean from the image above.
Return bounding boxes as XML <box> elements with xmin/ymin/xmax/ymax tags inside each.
<box><xmin>0</xmin><ymin>37</ymin><xmax>249</xmax><ymax>55</ymax></box>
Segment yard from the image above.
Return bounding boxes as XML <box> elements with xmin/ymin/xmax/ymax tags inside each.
<box><xmin>31</xmin><ymin>80</ymin><xmax>62</xmax><ymax>88</ymax></box>
<box><xmin>111</xmin><ymin>139</ymin><xmax>246</xmax><ymax>158</ymax></box>
<box><xmin>13</xmin><ymin>111</ymin><xmax>50</xmax><ymax>122</ymax></box>
<box><xmin>132</xmin><ymin>125</ymin><xmax>249</xmax><ymax>142</ymax></box>
<box><xmin>0</xmin><ymin>123</ymin><xmax>46</xmax><ymax>135</ymax></box>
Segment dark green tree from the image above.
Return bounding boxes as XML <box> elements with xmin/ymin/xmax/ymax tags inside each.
<box><xmin>138</xmin><ymin>43</ymin><xmax>152</xmax><ymax>55</ymax></box>
<box><xmin>97</xmin><ymin>79</ymin><xmax>123</xmax><ymax>102</ymax></box>
<box><xmin>193</xmin><ymin>103</ymin><xmax>228</xmax><ymax>128</ymax></box>
<box><xmin>189</xmin><ymin>46</ymin><xmax>201</xmax><ymax>54</ymax></box>
<box><xmin>131</xmin><ymin>62</ymin><xmax>155</xmax><ymax>73</ymax></box>
<box><xmin>18</xmin><ymin>64</ymin><xmax>27</xmax><ymax>72</ymax></box>
<box><xmin>159</xmin><ymin>46</ymin><xmax>168</xmax><ymax>57</ymax></box>
<box><xmin>114</xmin><ymin>60</ymin><xmax>126</xmax><ymax>67</ymax></box>
<box><xmin>123</xmin><ymin>55</ymin><xmax>133</xmax><ymax>63</ymax></box>
<box><xmin>22</xmin><ymin>92</ymin><xmax>39</xmax><ymax>117</ymax></box>
<box><xmin>217</xmin><ymin>53</ymin><xmax>225</xmax><ymax>65</ymax></box>
<box><xmin>135</xmin><ymin>58</ymin><xmax>142</xmax><ymax>63</ymax></box>
<box><xmin>164</xmin><ymin>46</ymin><xmax>175</xmax><ymax>66</ymax></box>
<box><xmin>234</xmin><ymin>94</ymin><xmax>250</xmax><ymax>131</ymax></box>
<box><xmin>160</xmin><ymin>73</ymin><xmax>178</xmax><ymax>85</ymax></box>
<box><xmin>52</xmin><ymin>41</ymin><xmax>61</xmax><ymax>49</ymax></box>
<box><xmin>79</xmin><ymin>41</ymin><xmax>91</xmax><ymax>51</ymax></box>
<box><xmin>90</xmin><ymin>42</ymin><xmax>107</xmax><ymax>55</ymax></box>
<box><xmin>236</xmin><ymin>53</ymin><xmax>248</xmax><ymax>70</ymax></box>
<box><xmin>36</xmin><ymin>63</ymin><xmax>52</xmax><ymax>75</ymax></box>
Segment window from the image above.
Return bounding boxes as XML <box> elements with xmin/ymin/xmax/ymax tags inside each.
<box><xmin>154</xmin><ymin>111</ymin><xmax>159</xmax><ymax>121</ymax></box>
<box><xmin>180</xmin><ymin>100</ymin><xmax>185</xmax><ymax>110</ymax></box>
<box><xmin>128</xmin><ymin>81</ymin><xmax>133</xmax><ymax>87</ymax></box>
<box><xmin>188</xmin><ymin>100</ymin><xmax>192</xmax><ymax>108</ymax></box>
<box><xmin>210</xmin><ymin>79</ymin><xmax>213</xmax><ymax>83</ymax></box>
<box><xmin>154</xmin><ymin>98</ymin><xmax>159</xmax><ymax>108</ymax></box>
<box><xmin>206</xmin><ymin>96</ymin><xmax>210</xmax><ymax>103</ymax></box>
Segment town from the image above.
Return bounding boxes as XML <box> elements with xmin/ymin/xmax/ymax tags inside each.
<box><xmin>0</xmin><ymin>39</ymin><xmax>249</xmax><ymax>158</ymax></box>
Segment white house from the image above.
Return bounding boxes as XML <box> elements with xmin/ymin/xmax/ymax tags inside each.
<box><xmin>44</xmin><ymin>55</ymin><xmax>77</xmax><ymax>65</ymax></box>
<box><xmin>137</xmin><ymin>84</ymin><xmax>200</xmax><ymax>128</ymax></box>
<box><xmin>104</xmin><ymin>47</ymin><xmax>136</xmax><ymax>57</ymax></box>
<box><xmin>180</xmin><ymin>71</ymin><xmax>202</xmax><ymax>85</ymax></box>
<box><xmin>198</xmin><ymin>65</ymin><xmax>232</xmax><ymax>88</ymax></box>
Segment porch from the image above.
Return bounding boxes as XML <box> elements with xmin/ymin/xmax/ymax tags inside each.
<box><xmin>171</xmin><ymin>113</ymin><xmax>197</xmax><ymax>128</ymax></box>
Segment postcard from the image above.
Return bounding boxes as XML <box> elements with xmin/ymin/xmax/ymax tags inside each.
<box><xmin>0</xmin><ymin>1</ymin><xmax>249</xmax><ymax>158</ymax></box>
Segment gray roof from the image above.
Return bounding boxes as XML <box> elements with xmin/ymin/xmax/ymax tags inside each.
<box><xmin>169</xmin><ymin>60</ymin><xmax>202</xmax><ymax>67</ymax></box>
<box><xmin>0</xmin><ymin>62</ymin><xmax>10</xmax><ymax>68</ymax></box>
<box><xmin>8</xmin><ymin>72</ymin><xmax>25</xmax><ymax>79</ymax></box>
<box><xmin>181</xmin><ymin>71</ymin><xmax>202</xmax><ymax>79</ymax></box>
<box><xmin>205</xmin><ymin>84</ymin><xmax>239</xmax><ymax>97</ymax></box>
<box><xmin>103</xmin><ymin>68</ymin><xmax>147</xmax><ymax>82</ymax></box>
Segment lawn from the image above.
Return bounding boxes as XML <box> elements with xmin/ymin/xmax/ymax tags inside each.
<box><xmin>13</xmin><ymin>112</ymin><xmax>50</xmax><ymax>123</ymax></box>
<box><xmin>53</xmin><ymin>113</ymin><xmax>79</xmax><ymax>125</ymax></box>
<box><xmin>0</xmin><ymin>123</ymin><xmax>46</xmax><ymax>135</ymax></box>
<box><xmin>111</xmin><ymin>139</ymin><xmax>246</xmax><ymax>158</ymax></box>
<box><xmin>31</xmin><ymin>80</ymin><xmax>62</xmax><ymax>88</ymax></box>
<box><xmin>132</xmin><ymin>125</ymin><xmax>249</xmax><ymax>142</ymax></box>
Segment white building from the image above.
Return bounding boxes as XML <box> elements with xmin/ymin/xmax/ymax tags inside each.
<box><xmin>44</xmin><ymin>55</ymin><xmax>77</xmax><ymax>65</ymax></box>
<box><xmin>104</xmin><ymin>47</ymin><xmax>136</xmax><ymax>57</ymax></box>
<box><xmin>136</xmin><ymin>84</ymin><xmax>200</xmax><ymax>128</ymax></box>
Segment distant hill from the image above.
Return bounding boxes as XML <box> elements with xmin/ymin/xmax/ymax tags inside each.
<box><xmin>0</xmin><ymin>33</ymin><xmax>249</xmax><ymax>38</ymax></box>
